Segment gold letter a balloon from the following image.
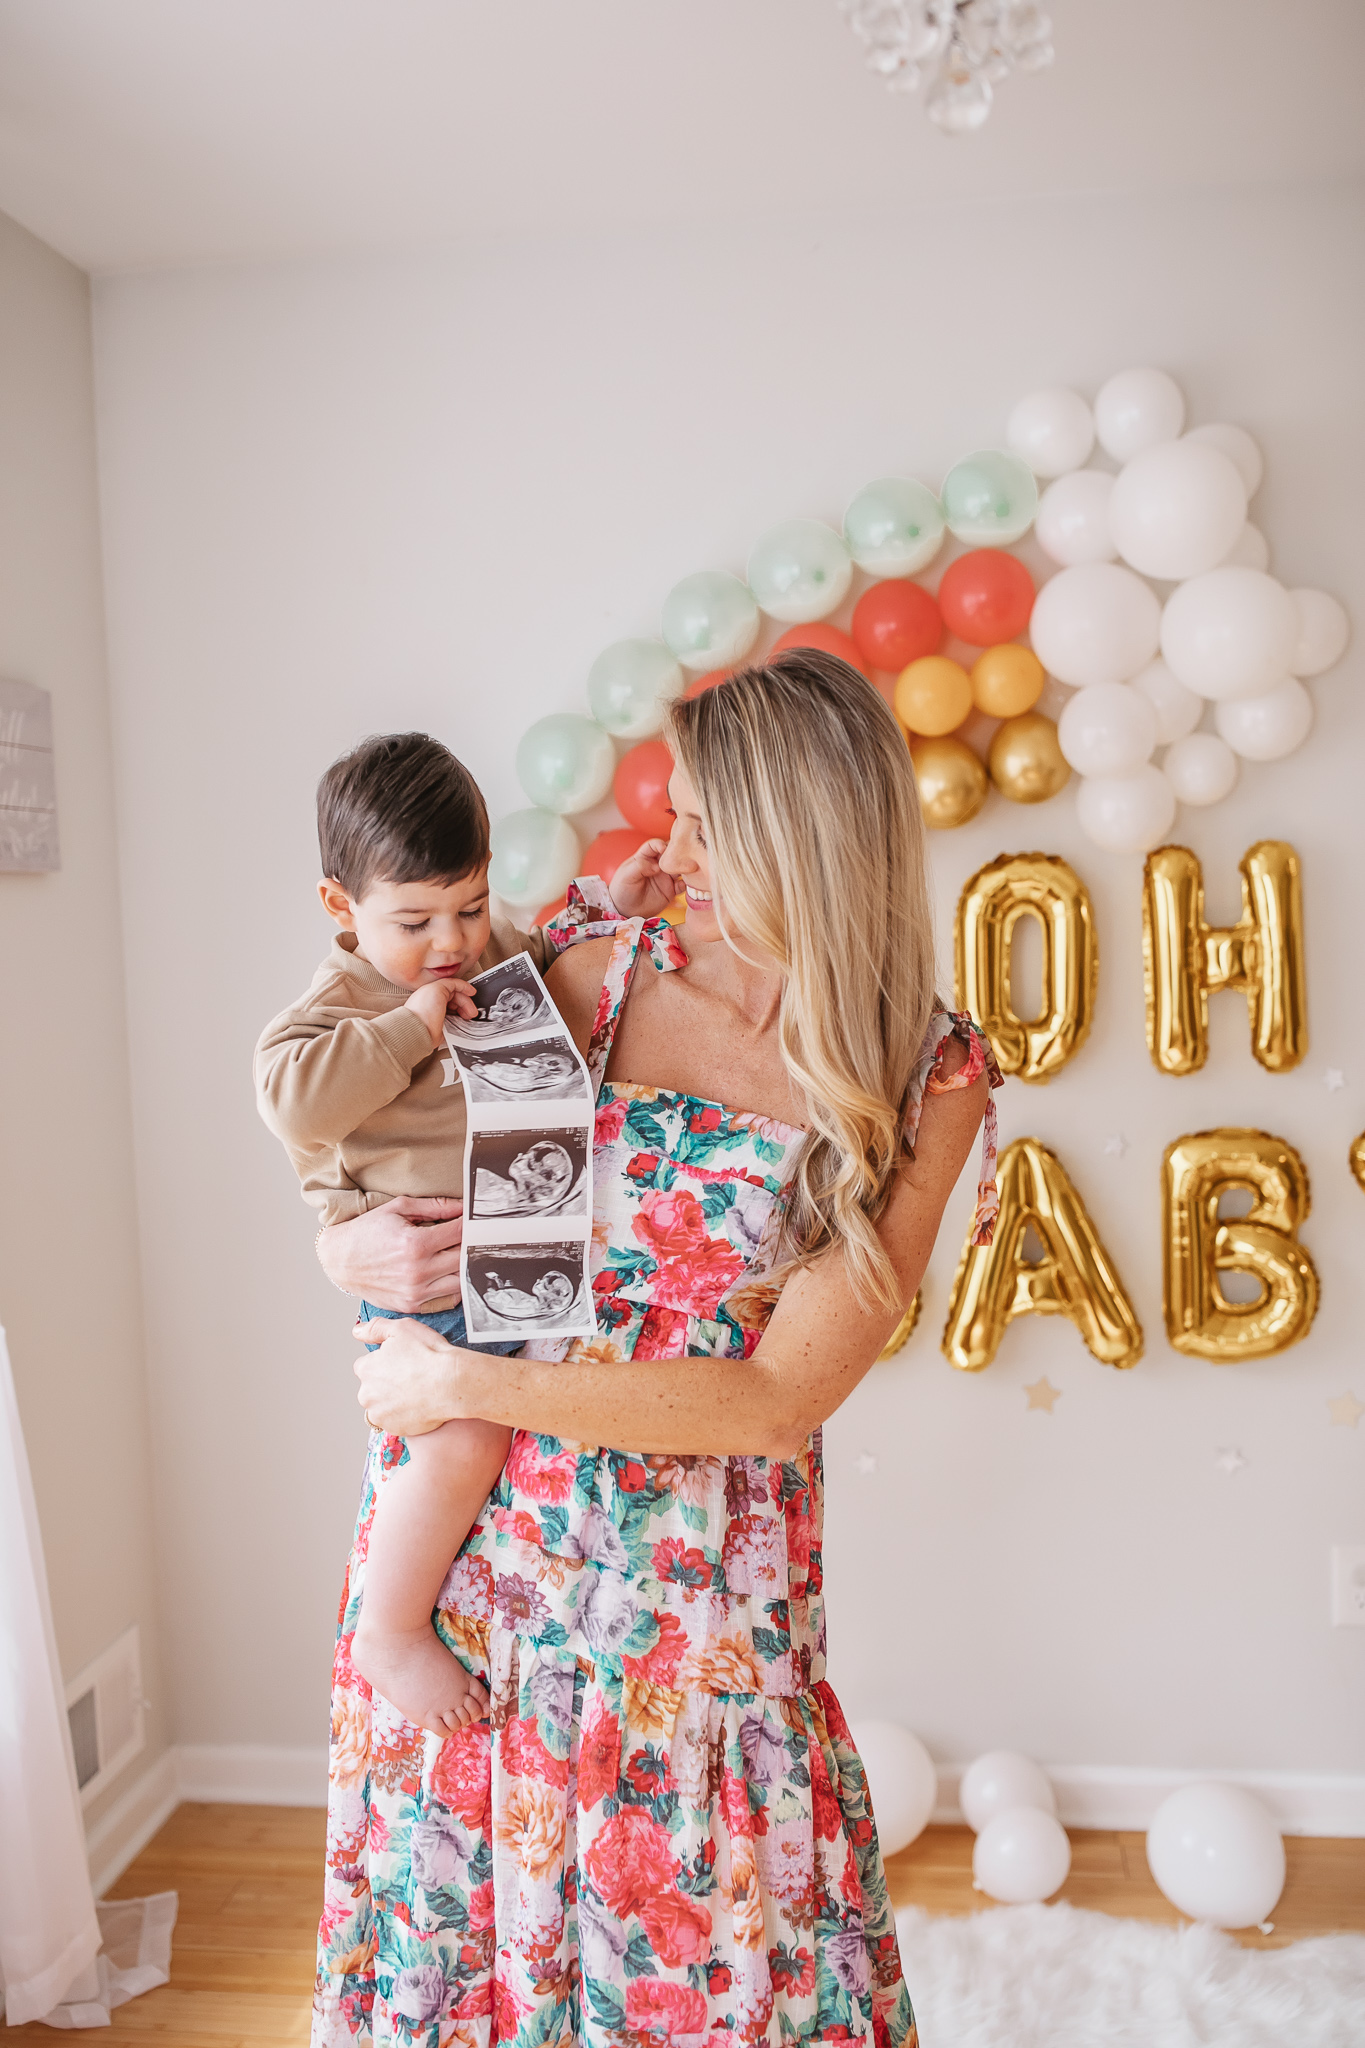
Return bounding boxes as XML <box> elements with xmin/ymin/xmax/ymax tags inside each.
<box><xmin>942</xmin><ymin>1137</ymin><xmax>1143</xmax><ymax>1371</ymax></box>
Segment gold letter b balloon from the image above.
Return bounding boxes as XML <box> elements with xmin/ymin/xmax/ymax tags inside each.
<box><xmin>943</xmin><ymin>1137</ymin><xmax>1143</xmax><ymax>1371</ymax></box>
<box><xmin>1163</xmin><ymin>1129</ymin><xmax>1319</xmax><ymax>1360</ymax></box>
<box><xmin>955</xmin><ymin>854</ymin><xmax>1097</xmax><ymax>1084</ymax></box>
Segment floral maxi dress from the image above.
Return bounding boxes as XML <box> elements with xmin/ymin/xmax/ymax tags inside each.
<box><xmin>313</xmin><ymin>906</ymin><xmax>1000</xmax><ymax>2048</ymax></box>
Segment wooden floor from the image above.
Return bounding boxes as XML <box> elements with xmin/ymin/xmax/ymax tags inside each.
<box><xmin>7</xmin><ymin>1804</ymin><xmax>1364</xmax><ymax>2044</ymax></box>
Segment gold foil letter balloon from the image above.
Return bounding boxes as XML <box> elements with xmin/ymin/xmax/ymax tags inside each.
<box><xmin>942</xmin><ymin>1138</ymin><xmax>1142</xmax><ymax>1371</ymax></box>
<box><xmin>1142</xmin><ymin>842</ymin><xmax>1307</xmax><ymax>1075</ymax></box>
<box><xmin>1163</xmin><ymin>1129</ymin><xmax>1319</xmax><ymax>1359</ymax></box>
<box><xmin>955</xmin><ymin>854</ymin><xmax>1097</xmax><ymax>1084</ymax></box>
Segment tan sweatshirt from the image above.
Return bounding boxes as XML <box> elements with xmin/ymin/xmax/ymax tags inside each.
<box><xmin>254</xmin><ymin>920</ymin><xmax>554</xmax><ymax>1279</ymax></box>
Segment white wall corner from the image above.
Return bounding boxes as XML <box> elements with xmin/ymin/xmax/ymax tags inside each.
<box><xmin>84</xmin><ymin>1748</ymin><xmax>180</xmax><ymax>1898</ymax></box>
<box><xmin>85</xmin><ymin>1742</ymin><xmax>329</xmax><ymax>1896</ymax></box>
<box><xmin>933</xmin><ymin>1762</ymin><xmax>1365</xmax><ymax>1838</ymax></box>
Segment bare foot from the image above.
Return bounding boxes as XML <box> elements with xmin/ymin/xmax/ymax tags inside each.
<box><xmin>351</xmin><ymin>1620</ymin><xmax>489</xmax><ymax>1735</ymax></box>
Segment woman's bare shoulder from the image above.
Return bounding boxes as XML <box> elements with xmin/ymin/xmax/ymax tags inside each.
<box><xmin>545</xmin><ymin>937</ymin><xmax>615</xmax><ymax>1045</ymax></box>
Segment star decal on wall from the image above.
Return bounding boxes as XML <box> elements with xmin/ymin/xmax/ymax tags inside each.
<box><xmin>1215</xmin><ymin>1446</ymin><xmax>1248</xmax><ymax>1475</ymax></box>
<box><xmin>1025</xmin><ymin>1376</ymin><xmax>1062</xmax><ymax>1413</ymax></box>
<box><xmin>1327</xmin><ymin>1391</ymin><xmax>1364</xmax><ymax>1428</ymax></box>
<box><xmin>855</xmin><ymin>1451</ymin><xmax>878</xmax><ymax>1475</ymax></box>
<box><xmin>1324</xmin><ymin>1068</ymin><xmax>1346</xmax><ymax>1092</ymax></box>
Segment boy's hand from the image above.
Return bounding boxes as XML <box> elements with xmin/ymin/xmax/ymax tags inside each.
<box><xmin>405</xmin><ymin>980</ymin><xmax>459</xmax><ymax>1048</ymax></box>
<box><xmin>608</xmin><ymin>839</ymin><xmax>679</xmax><ymax>920</ymax></box>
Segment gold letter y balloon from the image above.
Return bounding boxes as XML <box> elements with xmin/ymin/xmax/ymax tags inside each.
<box><xmin>942</xmin><ymin>1137</ymin><xmax>1142</xmax><ymax>1371</ymax></box>
<box><xmin>1163</xmin><ymin>1129</ymin><xmax>1319</xmax><ymax>1359</ymax></box>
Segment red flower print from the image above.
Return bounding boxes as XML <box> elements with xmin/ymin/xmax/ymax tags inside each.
<box><xmin>622</xmin><ymin>1608</ymin><xmax>687</xmax><ymax>1687</ymax></box>
<box><xmin>582</xmin><ymin>1807</ymin><xmax>678</xmax><ymax>1916</ymax></box>
<box><xmin>617</xmin><ymin>1458</ymin><xmax>649</xmax><ymax>1493</ymax></box>
<box><xmin>431</xmin><ymin>1723</ymin><xmax>491</xmax><ymax>1829</ymax></box>
<box><xmin>624</xmin><ymin>1746</ymin><xmax>671</xmax><ymax>1800</ymax></box>
<box><xmin>467</xmin><ymin>1879</ymin><xmax>496</xmax><ymax>1932</ymax></box>
<box><xmin>767</xmin><ymin>1943</ymin><xmax>816</xmax><ymax>1997</ymax></box>
<box><xmin>631</xmin><ymin>1186</ymin><xmax>748</xmax><ymax>1313</ymax></box>
<box><xmin>652</xmin><ymin>1536</ymin><xmax>712</xmax><ymax>1602</ymax></box>
<box><xmin>718</xmin><ymin>1768</ymin><xmax>755</xmax><ymax>1842</ymax></box>
<box><xmin>636</xmin><ymin>1304</ymin><xmax>689</xmax><ymax>1359</ymax></box>
<box><xmin>638</xmin><ymin>1888</ymin><xmax>713</xmax><ymax>1967</ymax></box>
<box><xmin>576</xmin><ymin>1698</ymin><xmax>621</xmax><ymax>1810</ymax></box>
<box><xmin>688</xmin><ymin>1105</ymin><xmax>723</xmax><ymax>1133</ymax></box>
<box><xmin>707</xmin><ymin>1960</ymin><xmax>732</xmax><ymax>1995</ymax></box>
<box><xmin>624</xmin><ymin>1978</ymin><xmax>708</xmax><ymax>2041</ymax></box>
<box><xmin>808</xmin><ymin>1742</ymin><xmax>843</xmax><ymax>1842</ymax></box>
<box><xmin>627</xmin><ymin>1150</ymin><xmax>662</xmax><ymax>1180</ymax></box>
<box><xmin>504</xmin><ymin>1432</ymin><xmax>577</xmax><ymax>1504</ymax></box>
<box><xmin>499</xmin><ymin>1713</ymin><xmax>569</xmax><ymax>1789</ymax></box>
<box><xmin>595</xmin><ymin>1098</ymin><xmax>627</xmax><ymax>1145</ymax></box>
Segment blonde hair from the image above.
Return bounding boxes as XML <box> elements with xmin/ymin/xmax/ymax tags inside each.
<box><xmin>665</xmin><ymin>650</ymin><xmax>937</xmax><ymax>1307</ymax></box>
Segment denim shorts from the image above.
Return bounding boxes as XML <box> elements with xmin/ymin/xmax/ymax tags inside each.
<box><xmin>357</xmin><ymin>1299</ymin><xmax>522</xmax><ymax>1357</ymax></box>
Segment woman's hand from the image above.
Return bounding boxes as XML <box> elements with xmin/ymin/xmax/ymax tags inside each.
<box><xmin>354</xmin><ymin>1315</ymin><xmax>467</xmax><ymax>1436</ymax></box>
<box><xmin>606</xmin><ymin>838</ymin><xmax>679</xmax><ymax>920</ymax></box>
<box><xmin>318</xmin><ymin>1196</ymin><xmax>464</xmax><ymax>1311</ymax></box>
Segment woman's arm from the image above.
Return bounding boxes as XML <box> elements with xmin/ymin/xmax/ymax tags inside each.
<box><xmin>354</xmin><ymin>1057</ymin><xmax>988</xmax><ymax>1457</ymax></box>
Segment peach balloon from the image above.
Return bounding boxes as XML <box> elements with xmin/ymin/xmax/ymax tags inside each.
<box><xmin>971</xmin><ymin>644</ymin><xmax>1045</xmax><ymax>719</ymax></box>
<box><xmin>895</xmin><ymin>656</ymin><xmax>973</xmax><ymax>737</ymax></box>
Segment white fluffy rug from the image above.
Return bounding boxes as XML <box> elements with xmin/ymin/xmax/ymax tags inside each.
<box><xmin>896</xmin><ymin>1902</ymin><xmax>1365</xmax><ymax>2048</ymax></box>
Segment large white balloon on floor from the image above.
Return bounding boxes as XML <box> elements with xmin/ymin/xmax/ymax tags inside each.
<box><xmin>1035</xmin><ymin>470</ymin><xmax>1116</xmax><ymax>567</ymax></box>
<box><xmin>1094</xmin><ymin>367</ymin><xmax>1185</xmax><ymax>462</ymax></box>
<box><xmin>1130</xmin><ymin>658</ymin><xmax>1203</xmax><ymax>743</ymax></box>
<box><xmin>1109</xmin><ymin>440</ymin><xmax>1247</xmax><ymax>581</ymax></box>
<box><xmin>973</xmin><ymin>1807</ymin><xmax>1072</xmax><ymax>1904</ymax></box>
<box><xmin>1006</xmin><ymin>387</ymin><xmax>1095</xmax><ymax>478</ymax></box>
<box><xmin>1058</xmin><ymin>682</ymin><xmax>1157</xmax><ymax>777</ymax></box>
<box><xmin>1163</xmin><ymin>732</ymin><xmax>1239</xmax><ymax>806</ymax></box>
<box><xmin>1029</xmin><ymin>563</ymin><xmax>1162</xmax><ymax>688</ymax></box>
<box><xmin>1215</xmin><ymin>677</ymin><xmax>1314</xmax><ymax>761</ymax></box>
<box><xmin>1185</xmin><ymin>422</ymin><xmax>1265</xmax><ymax>497</ymax></box>
<box><xmin>1146</xmin><ymin>1783</ymin><xmax>1286</xmax><ymax>1928</ymax></box>
<box><xmin>959</xmin><ymin>1752</ymin><xmax>1057</xmax><ymax>1833</ymax></box>
<box><xmin>1160</xmin><ymin>568</ymin><xmax>1299</xmax><ymax>701</ymax></box>
<box><xmin>1076</xmin><ymin>764</ymin><xmax>1177</xmax><ymax>853</ymax></box>
<box><xmin>1290</xmin><ymin>587</ymin><xmax>1351</xmax><ymax>676</ymax></box>
<box><xmin>850</xmin><ymin>1721</ymin><xmax>938</xmax><ymax>1855</ymax></box>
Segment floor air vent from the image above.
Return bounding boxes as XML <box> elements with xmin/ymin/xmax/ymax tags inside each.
<box><xmin>65</xmin><ymin>1624</ymin><xmax>145</xmax><ymax>1803</ymax></box>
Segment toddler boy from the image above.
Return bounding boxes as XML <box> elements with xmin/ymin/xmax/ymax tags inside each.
<box><xmin>255</xmin><ymin>731</ymin><xmax>582</xmax><ymax>1735</ymax></box>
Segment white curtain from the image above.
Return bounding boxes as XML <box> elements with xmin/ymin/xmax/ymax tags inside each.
<box><xmin>0</xmin><ymin>1321</ymin><xmax>102</xmax><ymax>2026</ymax></box>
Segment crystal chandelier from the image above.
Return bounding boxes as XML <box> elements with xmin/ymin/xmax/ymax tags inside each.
<box><xmin>838</xmin><ymin>0</ymin><xmax>1054</xmax><ymax>131</ymax></box>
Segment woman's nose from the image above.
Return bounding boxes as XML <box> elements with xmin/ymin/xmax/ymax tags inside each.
<box><xmin>663</xmin><ymin>824</ymin><xmax>695</xmax><ymax>873</ymax></box>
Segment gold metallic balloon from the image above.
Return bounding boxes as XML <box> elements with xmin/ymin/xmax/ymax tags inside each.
<box><xmin>988</xmin><ymin>712</ymin><xmax>1071</xmax><ymax>804</ymax></box>
<box><xmin>955</xmin><ymin>853</ymin><xmax>1097</xmax><ymax>1085</ymax></box>
<box><xmin>909</xmin><ymin>734</ymin><xmax>988</xmax><ymax>829</ymax></box>
<box><xmin>942</xmin><ymin>1137</ymin><xmax>1142</xmax><ymax>1372</ymax></box>
<box><xmin>1163</xmin><ymin>1128</ymin><xmax>1319</xmax><ymax>1360</ymax></box>
<box><xmin>1142</xmin><ymin>842</ymin><xmax>1307</xmax><ymax>1075</ymax></box>
<box><xmin>1351</xmin><ymin>1133</ymin><xmax>1365</xmax><ymax>1193</ymax></box>
<box><xmin>878</xmin><ymin>1289</ymin><xmax>922</xmax><ymax>1359</ymax></box>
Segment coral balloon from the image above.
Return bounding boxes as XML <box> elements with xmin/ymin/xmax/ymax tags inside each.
<box><xmin>937</xmin><ymin>549</ymin><xmax>1035</xmax><ymax>645</ymax></box>
<box><xmin>683</xmin><ymin>668</ymin><xmax>731</xmax><ymax>699</ymax></box>
<box><xmin>768</xmin><ymin>623</ymin><xmax>869</xmax><ymax>676</ymax></box>
<box><xmin>613</xmin><ymin>739</ymin><xmax>675</xmax><ymax>837</ymax></box>
<box><xmin>908</xmin><ymin>736</ymin><xmax>988</xmax><ymax>828</ymax></box>
<box><xmin>971</xmin><ymin>644</ymin><xmax>1044</xmax><ymax>718</ymax></box>
<box><xmin>851</xmin><ymin>580</ymin><xmax>943</xmax><ymax>672</ymax></box>
<box><xmin>988</xmin><ymin>714</ymin><xmax>1071</xmax><ymax>804</ymax></box>
<box><xmin>895</xmin><ymin>657</ymin><xmax>973</xmax><ymax>737</ymax></box>
<box><xmin>581</xmin><ymin>827</ymin><xmax>646</xmax><ymax>884</ymax></box>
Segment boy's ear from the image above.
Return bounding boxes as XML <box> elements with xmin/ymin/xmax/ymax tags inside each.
<box><xmin>318</xmin><ymin>877</ymin><xmax>357</xmax><ymax>929</ymax></box>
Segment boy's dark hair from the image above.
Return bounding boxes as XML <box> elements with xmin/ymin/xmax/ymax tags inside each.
<box><xmin>317</xmin><ymin>733</ymin><xmax>489</xmax><ymax>899</ymax></box>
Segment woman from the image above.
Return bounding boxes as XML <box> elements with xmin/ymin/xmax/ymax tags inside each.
<box><xmin>312</xmin><ymin>652</ymin><xmax>1000</xmax><ymax>2048</ymax></box>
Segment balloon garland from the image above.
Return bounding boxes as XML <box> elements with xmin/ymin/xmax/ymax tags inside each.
<box><xmin>490</xmin><ymin>363</ymin><xmax>1350</xmax><ymax>914</ymax></box>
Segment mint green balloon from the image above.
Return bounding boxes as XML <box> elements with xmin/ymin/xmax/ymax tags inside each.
<box><xmin>489</xmin><ymin>808</ymin><xmax>581</xmax><ymax>908</ymax></box>
<box><xmin>843</xmin><ymin>478</ymin><xmax>945</xmax><ymax>576</ymax></box>
<box><xmin>747</xmin><ymin>519</ymin><xmax>852</xmax><ymax>624</ymax></box>
<box><xmin>941</xmin><ymin>449</ymin><xmax>1039</xmax><ymax>545</ymax></box>
<box><xmin>516</xmin><ymin>713</ymin><xmax>615</xmax><ymax>814</ymax></box>
<box><xmin>587</xmin><ymin>638</ymin><xmax>683</xmax><ymax>739</ymax></box>
<box><xmin>661</xmin><ymin>570</ymin><xmax>760</xmax><ymax>673</ymax></box>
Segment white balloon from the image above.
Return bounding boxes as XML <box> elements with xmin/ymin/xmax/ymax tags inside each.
<box><xmin>973</xmin><ymin>1807</ymin><xmax>1072</xmax><ymax>1905</ymax></box>
<box><xmin>1221</xmin><ymin>522</ymin><xmax>1270</xmax><ymax>572</ymax></box>
<box><xmin>1214</xmin><ymin>677</ymin><xmax>1313</xmax><ymax>761</ymax></box>
<box><xmin>1029</xmin><ymin>563</ymin><xmax>1162</xmax><ymax>687</ymax></box>
<box><xmin>1076</xmin><ymin>765</ymin><xmax>1177</xmax><ymax>853</ymax></box>
<box><xmin>1163</xmin><ymin>733</ymin><xmax>1238</xmax><ymax>806</ymax></box>
<box><xmin>959</xmin><ymin>1751</ymin><xmax>1057</xmax><ymax>1834</ymax></box>
<box><xmin>1160</xmin><ymin>568</ymin><xmax>1299</xmax><ymax>701</ymax></box>
<box><xmin>1146</xmin><ymin>1783</ymin><xmax>1285</xmax><ymax>1928</ymax></box>
<box><xmin>1290</xmin><ymin>587</ymin><xmax>1351</xmax><ymax>676</ymax></box>
<box><xmin>1035</xmin><ymin>471</ymin><xmax>1116</xmax><ymax>567</ymax></box>
<box><xmin>849</xmin><ymin>1721</ymin><xmax>937</xmax><ymax>1855</ymax></box>
<box><xmin>1006</xmin><ymin>387</ymin><xmax>1095</xmax><ymax>478</ymax></box>
<box><xmin>1094</xmin><ymin>367</ymin><xmax>1185</xmax><ymax>462</ymax></box>
<box><xmin>1130</xmin><ymin>658</ymin><xmax>1203</xmax><ymax>743</ymax></box>
<box><xmin>1185</xmin><ymin>422</ymin><xmax>1264</xmax><ymax>497</ymax></box>
<box><xmin>1109</xmin><ymin>441</ymin><xmax>1247</xmax><ymax>581</ymax></box>
<box><xmin>1058</xmin><ymin>682</ymin><xmax>1157</xmax><ymax>776</ymax></box>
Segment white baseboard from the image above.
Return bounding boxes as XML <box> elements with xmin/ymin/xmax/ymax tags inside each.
<box><xmin>933</xmin><ymin>1762</ymin><xmax>1365</xmax><ymax>1838</ymax></box>
<box><xmin>85</xmin><ymin>1743</ymin><xmax>328</xmax><ymax>1895</ymax></box>
<box><xmin>85</xmin><ymin>1749</ymin><xmax>180</xmax><ymax>1898</ymax></box>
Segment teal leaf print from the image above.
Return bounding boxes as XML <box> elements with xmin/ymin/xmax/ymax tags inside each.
<box><xmin>623</xmin><ymin>1929</ymin><xmax>656</xmax><ymax>1979</ymax></box>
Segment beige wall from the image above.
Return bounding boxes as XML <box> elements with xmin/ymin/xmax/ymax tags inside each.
<box><xmin>0</xmin><ymin>210</ymin><xmax>167</xmax><ymax>1826</ymax></box>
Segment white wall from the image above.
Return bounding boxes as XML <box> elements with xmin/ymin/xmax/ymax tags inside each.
<box><xmin>0</xmin><ymin>209</ymin><xmax>168</xmax><ymax>1825</ymax></box>
<box><xmin>92</xmin><ymin>175</ymin><xmax>1365</xmax><ymax>1777</ymax></box>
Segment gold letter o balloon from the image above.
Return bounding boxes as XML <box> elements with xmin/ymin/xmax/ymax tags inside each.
<box><xmin>1162</xmin><ymin>1128</ymin><xmax>1319</xmax><ymax>1360</ymax></box>
<box><xmin>955</xmin><ymin>853</ymin><xmax>1097</xmax><ymax>1084</ymax></box>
